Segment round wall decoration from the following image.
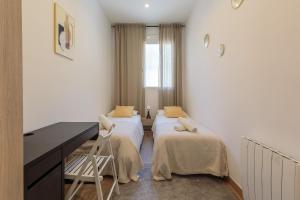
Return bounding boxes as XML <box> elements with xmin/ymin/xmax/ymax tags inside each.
<box><xmin>204</xmin><ymin>34</ymin><xmax>210</xmax><ymax>48</ymax></box>
<box><xmin>218</xmin><ymin>44</ymin><xmax>225</xmax><ymax>57</ymax></box>
<box><xmin>231</xmin><ymin>0</ymin><xmax>244</xmax><ymax>9</ymax></box>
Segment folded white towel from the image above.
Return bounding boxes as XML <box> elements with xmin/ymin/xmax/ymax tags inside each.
<box><xmin>178</xmin><ymin>117</ymin><xmax>198</xmax><ymax>133</ymax></box>
<box><xmin>99</xmin><ymin>115</ymin><xmax>115</xmax><ymax>131</ymax></box>
<box><xmin>174</xmin><ymin>125</ymin><xmax>187</xmax><ymax>132</ymax></box>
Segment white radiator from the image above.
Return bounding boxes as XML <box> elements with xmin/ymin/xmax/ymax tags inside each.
<box><xmin>241</xmin><ymin>137</ymin><xmax>300</xmax><ymax>200</ymax></box>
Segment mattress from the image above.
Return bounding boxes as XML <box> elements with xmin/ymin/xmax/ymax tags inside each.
<box><xmin>152</xmin><ymin>113</ymin><xmax>229</xmax><ymax>181</ymax></box>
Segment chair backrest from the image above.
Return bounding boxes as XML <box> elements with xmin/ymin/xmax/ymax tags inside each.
<box><xmin>87</xmin><ymin>124</ymin><xmax>115</xmax><ymax>158</ymax></box>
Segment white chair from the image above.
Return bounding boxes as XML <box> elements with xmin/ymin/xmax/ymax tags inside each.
<box><xmin>64</xmin><ymin>125</ymin><xmax>120</xmax><ymax>200</ymax></box>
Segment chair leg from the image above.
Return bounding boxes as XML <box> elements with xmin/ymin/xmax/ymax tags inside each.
<box><xmin>92</xmin><ymin>159</ymin><xmax>104</xmax><ymax>200</ymax></box>
<box><xmin>65</xmin><ymin>156</ymin><xmax>91</xmax><ymax>200</ymax></box>
<box><xmin>65</xmin><ymin>174</ymin><xmax>84</xmax><ymax>200</ymax></box>
<box><xmin>65</xmin><ymin>183</ymin><xmax>76</xmax><ymax>200</ymax></box>
<box><xmin>65</xmin><ymin>181</ymin><xmax>84</xmax><ymax>200</ymax></box>
<box><xmin>95</xmin><ymin>178</ymin><xmax>104</xmax><ymax>200</ymax></box>
<box><xmin>111</xmin><ymin>158</ymin><xmax>120</xmax><ymax>195</ymax></box>
<box><xmin>108</xmin><ymin>139</ymin><xmax>120</xmax><ymax>195</ymax></box>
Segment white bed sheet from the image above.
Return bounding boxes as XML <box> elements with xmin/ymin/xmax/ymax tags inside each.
<box><xmin>108</xmin><ymin>115</ymin><xmax>144</xmax><ymax>150</ymax></box>
<box><xmin>152</xmin><ymin>114</ymin><xmax>229</xmax><ymax>181</ymax></box>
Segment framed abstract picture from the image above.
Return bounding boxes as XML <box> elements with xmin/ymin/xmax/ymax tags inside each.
<box><xmin>54</xmin><ymin>3</ymin><xmax>75</xmax><ymax>60</ymax></box>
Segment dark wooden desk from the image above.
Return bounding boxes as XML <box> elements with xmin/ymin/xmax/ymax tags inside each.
<box><xmin>24</xmin><ymin>122</ymin><xmax>99</xmax><ymax>200</ymax></box>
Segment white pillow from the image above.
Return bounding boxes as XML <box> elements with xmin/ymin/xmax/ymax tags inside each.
<box><xmin>178</xmin><ymin>117</ymin><xmax>198</xmax><ymax>133</ymax></box>
<box><xmin>157</xmin><ymin>110</ymin><xmax>164</xmax><ymax>116</ymax></box>
<box><xmin>133</xmin><ymin>110</ymin><xmax>138</xmax><ymax>116</ymax></box>
<box><xmin>107</xmin><ymin>110</ymin><xmax>114</xmax><ymax>117</ymax></box>
<box><xmin>99</xmin><ymin>115</ymin><xmax>114</xmax><ymax>130</ymax></box>
<box><xmin>174</xmin><ymin>125</ymin><xmax>186</xmax><ymax>132</ymax></box>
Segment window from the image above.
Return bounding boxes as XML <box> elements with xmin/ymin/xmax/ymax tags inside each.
<box><xmin>144</xmin><ymin>44</ymin><xmax>159</xmax><ymax>87</ymax></box>
<box><xmin>144</xmin><ymin>27</ymin><xmax>173</xmax><ymax>88</ymax></box>
<box><xmin>161</xmin><ymin>43</ymin><xmax>173</xmax><ymax>88</ymax></box>
<box><xmin>144</xmin><ymin>27</ymin><xmax>160</xmax><ymax>88</ymax></box>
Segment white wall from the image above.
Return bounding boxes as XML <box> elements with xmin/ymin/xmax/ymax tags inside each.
<box><xmin>185</xmin><ymin>0</ymin><xmax>300</xmax><ymax>186</ymax></box>
<box><xmin>23</xmin><ymin>0</ymin><xmax>113</xmax><ymax>132</ymax></box>
<box><xmin>145</xmin><ymin>88</ymin><xmax>159</xmax><ymax>117</ymax></box>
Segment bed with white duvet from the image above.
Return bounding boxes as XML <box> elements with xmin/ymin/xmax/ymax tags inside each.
<box><xmin>107</xmin><ymin>115</ymin><xmax>144</xmax><ymax>183</ymax></box>
<box><xmin>76</xmin><ymin>115</ymin><xmax>144</xmax><ymax>184</ymax></box>
<box><xmin>152</xmin><ymin>111</ymin><xmax>228</xmax><ymax>181</ymax></box>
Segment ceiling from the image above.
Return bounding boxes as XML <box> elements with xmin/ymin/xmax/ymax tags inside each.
<box><xmin>98</xmin><ymin>0</ymin><xmax>197</xmax><ymax>24</ymax></box>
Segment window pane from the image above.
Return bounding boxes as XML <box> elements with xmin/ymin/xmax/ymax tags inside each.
<box><xmin>145</xmin><ymin>44</ymin><xmax>159</xmax><ymax>87</ymax></box>
<box><xmin>161</xmin><ymin>43</ymin><xmax>173</xmax><ymax>88</ymax></box>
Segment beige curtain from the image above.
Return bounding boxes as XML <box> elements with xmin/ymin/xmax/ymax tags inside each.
<box><xmin>159</xmin><ymin>24</ymin><xmax>183</xmax><ymax>108</ymax></box>
<box><xmin>114</xmin><ymin>24</ymin><xmax>146</xmax><ymax>116</ymax></box>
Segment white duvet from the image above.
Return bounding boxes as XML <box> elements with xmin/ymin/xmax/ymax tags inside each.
<box><xmin>109</xmin><ymin>115</ymin><xmax>144</xmax><ymax>150</ymax></box>
<box><xmin>107</xmin><ymin>115</ymin><xmax>144</xmax><ymax>183</ymax></box>
<box><xmin>152</xmin><ymin>114</ymin><xmax>228</xmax><ymax>181</ymax></box>
<box><xmin>75</xmin><ymin>115</ymin><xmax>144</xmax><ymax>183</ymax></box>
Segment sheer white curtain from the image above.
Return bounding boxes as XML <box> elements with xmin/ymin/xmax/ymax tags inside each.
<box><xmin>145</xmin><ymin>44</ymin><xmax>159</xmax><ymax>87</ymax></box>
<box><xmin>159</xmin><ymin>24</ymin><xmax>183</xmax><ymax>108</ymax></box>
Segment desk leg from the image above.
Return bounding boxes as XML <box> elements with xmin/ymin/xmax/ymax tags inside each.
<box><xmin>62</xmin><ymin>158</ymin><xmax>65</xmax><ymax>200</ymax></box>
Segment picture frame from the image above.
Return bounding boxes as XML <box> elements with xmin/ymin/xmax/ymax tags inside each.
<box><xmin>54</xmin><ymin>3</ymin><xmax>75</xmax><ymax>60</ymax></box>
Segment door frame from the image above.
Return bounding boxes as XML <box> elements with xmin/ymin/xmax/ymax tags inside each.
<box><xmin>0</xmin><ymin>0</ymin><xmax>23</xmax><ymax>199</ymax></box>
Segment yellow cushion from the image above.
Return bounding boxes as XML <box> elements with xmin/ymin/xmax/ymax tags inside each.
<box><xmin>164</xmin><ymin>106</ymin><xmax>186</xmax><ymax>118</ymax></box>
<box><xmin>112</xmin><ymin>106</ymin><xmax>134</xmax><ymax>117</ymax></box>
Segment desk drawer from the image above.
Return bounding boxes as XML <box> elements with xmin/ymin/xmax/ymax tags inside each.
<box><xmin>26</xmin><ymin>149</ymin><xmax>62</xmax><ymax>187</ymax></box>
<box><xmin>63</xmin><ymin>126</ymin><xmax>98</xmax><ymax>156</ymax></box>
<box><xmin>27</xmin><ymin>164</ymin><xmax>62</xmax><ymax>200</ymax></box>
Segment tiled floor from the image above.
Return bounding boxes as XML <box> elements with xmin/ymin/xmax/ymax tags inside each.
<box><xmin>140</xmin><ymin>131</ymin><xmax>154</xmax><ymax>167</ymax></box>
<box><xmin>66</xmin><ymin>132</ymin><xmax>239</xmax><ymax>200</ymax></box>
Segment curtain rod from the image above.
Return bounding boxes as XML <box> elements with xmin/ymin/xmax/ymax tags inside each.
<box><xmin>111</xmin><ymin>25</ymin><xmax>185</xmax><ymax>28</ymax></box>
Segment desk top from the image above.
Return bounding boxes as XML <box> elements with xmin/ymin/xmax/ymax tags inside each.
<box><xmin>24</xmin><ymin>122</ymin><xmax>98</xmax><ymax>166</ymax></box>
